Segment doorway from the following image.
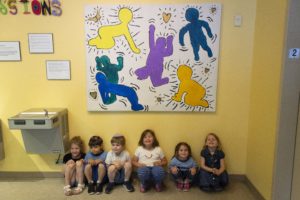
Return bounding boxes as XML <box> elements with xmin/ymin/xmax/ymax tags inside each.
<box><xmin>272</xmin><ymin>0</ymin><xmax>300</xmax><ymax>199</ymax></box>
<box><xmin>291</xmin><ymin>99</ymin><xmax>300</xmax><ymax>199</ymax></box>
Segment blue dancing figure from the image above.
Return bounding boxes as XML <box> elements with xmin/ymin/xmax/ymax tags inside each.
<box><xmin>95</xmin><ymin>55</ymin><xmax>123</xmax><ymax>84</ymax></box>
<box><xmin>96</xmin><ymin>72</ymin><xmax>144</xmax><ymax>111</ymax></box>
<box><xmin>179</xmin><ymin>8</ymin><xmax>213</xmax><ymax>61</ymax></box>
<box><xmin>95</xmin><ymin>55</ymin><xmax>124</xmax><ymax>104</ymax></box>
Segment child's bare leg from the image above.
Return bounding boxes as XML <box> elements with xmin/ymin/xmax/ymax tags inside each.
<box><xmin>72</xmin><ymin>161</ymin><xmax>85</xmax><ymax>195</ymax></box>
<box><xmin>95</xmin><ymin>164</ymin><xmax>106</xmax><ymax>194</ymax></box>
<box><xmin>64</xmin><ymin>162</ymin><xmax>76</xmax><ymax>185</ymax></box>
<box><xmin>84</xmin><ymin>164</ymin><xmax>93</xmax><ymax>183</ymax></box>
<box><xmin>123</xmin><ymin>162</ymin><xmax>134</xmax><ymax>192</ymax></box>
<box><xmin>97</xmin><ymin>163</ymin><xmax>106</xmax><ymax>183</ymax></box>
<box><xmin>76</xmin><ymin>160</ymin><xmax>84</xmax><ymax>184</ymax></box>
<box><xmin>63</xmin><ymin>162</ymin><xmax>75</xmax><ymax>196</ymax></box>
<box><xmin>124</xmin><ymin>162</ymin><xmax>132</xmax><ymax>181</ymax></box>
<box><xmin>108</xmin><ymin>165</ymin><xmax>117</xmax><ymax>182</ymax></box>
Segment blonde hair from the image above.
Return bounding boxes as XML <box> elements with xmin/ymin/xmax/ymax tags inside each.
<box><xmin>111</xmin><ymin>134</ymin><xmax>126</xmax><ymax>146</ymax></box>
<box><xmin>202</xmin><ymin>133</ymin><xmax>222</xmax><ymax>151</ymax></box>
<box><xmin>69</xmin><ymin>136</ymin><xmax>84</xmax><ymax>153</ymax></box>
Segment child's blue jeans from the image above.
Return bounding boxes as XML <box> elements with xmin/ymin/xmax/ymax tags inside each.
<box><xmin>137</xmin><ymin>166</ymin><xmax>165</xmax><ymax>185</ymax></box>
<box><xmin>198</xmin><ymin>168</ymin><xmax>229</xmax><ymax>188</ymax></box>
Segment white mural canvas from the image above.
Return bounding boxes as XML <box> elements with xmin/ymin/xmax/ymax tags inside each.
<box><xmin>85</xmin><ymin>4</ymin><xmax>221</xmax><ymax>112</ymax></box>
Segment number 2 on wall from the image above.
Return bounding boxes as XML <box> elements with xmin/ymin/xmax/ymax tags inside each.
<box><xmin>289</xmin><ymin>48</ymin><xmax>300</xmax><ymax>59</ymax></box>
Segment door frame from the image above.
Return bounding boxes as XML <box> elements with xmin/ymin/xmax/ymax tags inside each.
<box><xmin>272</xmin><ymin>0</ymin><xmax>300</xmax><ymax>199</ymax></box>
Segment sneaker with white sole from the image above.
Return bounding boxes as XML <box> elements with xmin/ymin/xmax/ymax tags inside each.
<box><xmin>96</xmin><ymin>183</ymin><xmax>103</xmax><ymax>194</ymax></box>
<box><xmin>105</xmin><ymin>182</ymin><xmax>114</xmax><ymax>194</ymax></box>
<box><xmin>87</xmin><ymin>183</ymin><xmax>95</xmax><ymax>195</ymax></box>
<box><xmin>123</xmin><ymin>181</ymin><xmax>134</xmax><ymax>192</ymax></box>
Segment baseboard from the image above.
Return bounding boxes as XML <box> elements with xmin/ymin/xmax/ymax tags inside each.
<box><xmin>229</xmin><ymin>174</ymin><xmax>247</xmax><ymax>181</ymax></box>
<box><xmin>0</xmin><ymin>172</ymin><xmax>62</xmax><ymax>178</ymax></box>
<box><xmin>243</xmin><ymin>175</ymin><xmax>265</xmax><ymax>200</ymax></box>
<box><xmin>0</xmin><ymin>172</ymin><xmax>265</xmax><ymax>199</ymax></box>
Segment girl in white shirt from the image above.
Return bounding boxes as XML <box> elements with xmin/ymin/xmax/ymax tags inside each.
<box><xmin>132</xmin><ymin>129</ymin><xmax>167</xmax><ymax>192</ymax></box>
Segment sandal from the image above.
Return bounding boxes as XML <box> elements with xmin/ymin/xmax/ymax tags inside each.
<box><xmin>64</xmin><ymin>185</ymin><xmax>72</xmax><ymax>196</ymax></box>
<box><xmin>72</xmin><ymin>184</ymin><xmax>84</xmax><ymax>195</ymax></box>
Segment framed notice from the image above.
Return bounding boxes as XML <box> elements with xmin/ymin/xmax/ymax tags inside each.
<box><xmin>46</xmin><ymin>60</ymin><xmax>71</xmax><ymax>80</ymax></box>
<box><xmin>0</xmin><ymin>41</ymin><xmax>21</xmax><ymax>61</ymax></box>
<box><xmin>28</xmin><ymin>33</ymin><xmax>54</xmax><ymax>53</ymax></box>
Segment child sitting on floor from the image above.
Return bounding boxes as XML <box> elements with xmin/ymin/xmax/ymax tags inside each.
<box><xmin>62</xmin><ymin>136</ymin><xmax>86</xmax><ymax>196</ymax></box>
<box><xmin>132</xmin><ymin>129</ymin><xmax>167</xmax><ymax>192</ymax></box>
<box><xmin>169</xmin><ymin>142</ymin><xmax>197</xmax><ymax>191</ymax></box>
<box><xmin>84</xmin><ymin>136</ymin><xmax>107</xmax><ymax>195</ymax></box>
<box><xmin>105</xmin><ymin>134</ymin><xmax>134</xmax><ymax>194</ymax></box>
<box><xmin>199</xmin><ymin>133</ymin><xmax>229</xmax><ymax>192</ymax></box>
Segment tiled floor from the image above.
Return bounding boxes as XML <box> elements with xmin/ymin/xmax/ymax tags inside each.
<box><xmin>0</xmin><ymin>177</ymin><xmax>262</xmax><ymax>200</ymax></box>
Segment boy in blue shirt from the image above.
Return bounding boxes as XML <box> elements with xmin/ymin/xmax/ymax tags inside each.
<box><xmin>84</xmin><ymin>136</ymin><xmax>107</xmax><ymax>195</ymax></box>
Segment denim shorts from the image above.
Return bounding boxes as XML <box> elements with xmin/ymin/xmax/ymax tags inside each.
<box><xmin>114</xmin><ymin>168</ymin><xmax>125</xmax><ymax>184</ymax></box>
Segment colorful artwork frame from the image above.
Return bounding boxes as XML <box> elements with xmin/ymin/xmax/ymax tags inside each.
<box><xmin>85</xmin><ymin>4</ymin><xmax>222</xmax><ymax>112</ymax></box>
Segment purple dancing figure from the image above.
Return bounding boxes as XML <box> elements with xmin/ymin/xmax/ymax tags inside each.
<box><xmin>135</xmin><ymin>24</ymin><xmax>173</xmax><ymax>87</ymax></box>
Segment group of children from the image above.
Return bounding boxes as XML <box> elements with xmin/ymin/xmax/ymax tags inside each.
<box><xmin>63</xmin><ymin>129</ymin><xmax>229</xmax><ymax>196</ymax></box>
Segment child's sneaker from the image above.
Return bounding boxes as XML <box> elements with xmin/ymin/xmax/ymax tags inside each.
<box><xmin>140</xmin><ymin>184</ymin><xmax>146</xmax><ymax>193</ymax></box>
<box><xmin>183</xmin><ymin>179</ymin><xmax>190</xmax><ymax>192</ymax></box>
<box><xmin>105</xmin><ymin>182</ymin><xmax>114</xmax><ymax>194</ymax></box>
<box><xmin>155</xmin><ymin>183</ymin><xmax>162</xmax><ymax>192</ymax></box>
<box><xmin>123</xmin><ymin>181</ymin><xmax>134</xmax><ymax>192</ymax></box>
<box><xmin>87</xmin><ymin>183</ymin><xmax>95</xmax><ymax>195</ymax></box>
<box><xmin>63</xmin><ymin>185</ymin><xmax>72</xmax><ymax>196</ymax></box>
<box><xmin>96</xmin><ymin>183</ymin><xmax>103</xmax><ymax>194</ymax></box>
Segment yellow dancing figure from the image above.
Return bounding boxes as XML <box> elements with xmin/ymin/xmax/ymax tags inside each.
<box><xmin>89</xmin><ymin>8</ymin><xmax>140</xmax><ymax>54</ymax></box>
<box><xmin>172</xmin><ymin>65</ymin><xmax>209</xmax><ymax>108</ymax></box>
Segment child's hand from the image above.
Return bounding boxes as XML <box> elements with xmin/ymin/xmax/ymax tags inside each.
<box><xmin>66</xmin><ymin>160</ymin><xmax>75</xmax><ymax>165</ymax></box>
<box><xmin>94</xmin><ymin>159</ymin><xmax>103</xmax><ymax>165</ymax></box>
<box><xmin>75</xmin><ymin>159</ymin><xmax>84</xmax><ymax>165</ymax></box>
<box><xmin>112</xmin><ymin>161</ymin><xmax>122</xmax><ymax>170</ymax></box>
<box><xmin>215</xmin><ymin>169</ymin><xmax>222</xmax><ymax>176</ymax></box>
<box><xmin>153</xmin><ymin>161</ymin><xmax>162</xmax><ymax>166</ymax></box>
<box><xmin>114</xmin><ymin>163</ymin><xmax>122</xmax><ymax>170</ymax></box>
<box><xmin>170</xmin><ymin>166</ymin><xmax>179</xmax><ymax>174</ymax></box>
<box><xmin>211</xmin><ymin>168</ymin><xmax>221</xmax><ymax>175</ymax></box>
<box><xmin>88</xmin><ymin>159</ymin><xmax>95</xmax><ymax>166</ymax></box>
<box><xmin>190</xmin><ymin>167</ymin><xmax>197</xmax><ymax>175</ymax></box>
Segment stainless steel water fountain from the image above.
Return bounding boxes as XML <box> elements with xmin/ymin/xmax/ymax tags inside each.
<box><xmin>8</xmin><ymin>108</ymin><xmax>69</xmax><ymax>154</ymax></box>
